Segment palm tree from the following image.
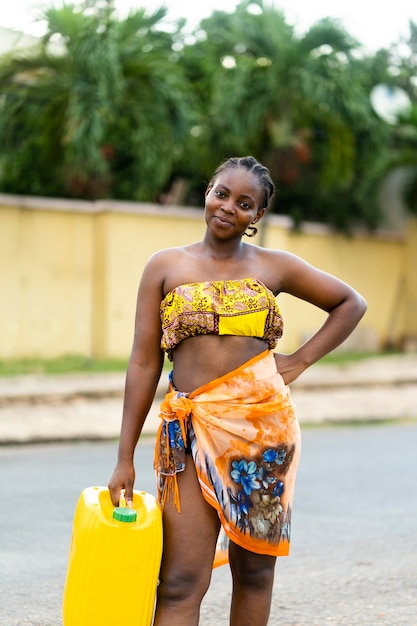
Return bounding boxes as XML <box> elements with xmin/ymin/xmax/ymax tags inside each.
<box><xmin>180</xmin><ymin>0</ymin><xmax>393</xmax><ymax>228</ymax></box>
<box><xmin>0</xmin><ymin>1</ymin><xmax>195</xmax><ymax>200</ymax></box>
<box><xmin>366</xmin><ymin>22</ymin><xmax>417</xmax><ymax>219</ymax></box>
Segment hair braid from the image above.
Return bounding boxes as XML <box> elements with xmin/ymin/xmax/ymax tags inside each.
<box><xmin>211</xmin><ymin>156</ymin><xmax>275</xmax><ymax>210</ymax></box>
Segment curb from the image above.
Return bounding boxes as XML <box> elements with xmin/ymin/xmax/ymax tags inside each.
<box><xmin>1</xmin><ymin>354</ymin><xmax>417</xmax><ymax>406</ymax></box>
<box><xmin>1</xmin><ymin>355</ymin><xmax>416</xmax><ymax>445</ymax></box>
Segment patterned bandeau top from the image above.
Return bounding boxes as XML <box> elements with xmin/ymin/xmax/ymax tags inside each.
<box><xmin>160</xmin><ymin>278</ymin><xmax>283</xmax><ymax>361</ymax></box>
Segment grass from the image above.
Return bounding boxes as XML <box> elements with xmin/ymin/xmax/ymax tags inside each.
<box><xmin>319</xmin><ymin>350</ymin><xmax>400</xmax><ymax>365</ymax></box>
<box><xmin>0</xmin><ymin>350</ymin><xmax>399</xmax><ymax>377</ymax></box>
<box><xmin>0</xmin><ymin>355</ymin><xmax>129</xmax><ymax>377</ymax></box>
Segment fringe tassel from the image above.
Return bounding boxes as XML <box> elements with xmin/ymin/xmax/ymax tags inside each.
<box><xmin>155</xmin><ymin>416</ymin><xmax>188</xmax><ymax>514</ymax></box>
<box><xmin>160</xmin><ymin>474</ymin><xmax>181</xmax><ymax>513</ymax></box>
<box><xmin>156</xmin><ymin>389</ymin><xmax>194</xmax><ymax>514</ymax></box>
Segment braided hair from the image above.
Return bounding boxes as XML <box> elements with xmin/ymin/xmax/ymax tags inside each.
<box><xmin>210</xmin><ymin>156</ymin><xmax>275</xmax><ymax>211</ymax></box>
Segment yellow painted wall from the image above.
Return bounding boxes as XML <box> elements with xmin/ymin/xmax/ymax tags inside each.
<box><xmin>90</xmin><ymin>205</ymin><xmax>206</xmax><ymax>357</ymax></box>
<box><xmin>403</xmin><ymin>217</ymin><xmax>417</xmax><ymax>346</ymax></box>
<box><xmin>1</xmin><ymin>194</ymin><xmax>415</xmax><ymax>359</ymax></box>
<box><xmin>1</xmin><ymin>198</ymin><xmax>95</xmax><ymax>358</ymax></box>
<box><xmin>264</xmin><ymin>221</ymin><xmax>406</xmax><ymax>353</ymax></box>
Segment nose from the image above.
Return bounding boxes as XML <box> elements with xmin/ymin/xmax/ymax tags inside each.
<box><xmin>221</xmin><ymin>198</ymin><xmax>235</xmax><ymax>214</ymax></box>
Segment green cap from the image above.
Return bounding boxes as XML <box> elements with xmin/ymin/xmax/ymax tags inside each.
<box><xmin>112</xmin><ymin>507</ymin><xmax>137</xmax><ymax>523</ymax></box>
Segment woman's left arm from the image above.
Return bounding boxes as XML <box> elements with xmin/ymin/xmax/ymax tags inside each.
<box><xmin>272</xmin><ymin>251</ymin><xmax>368</xmax><ymax>385</ymax></box>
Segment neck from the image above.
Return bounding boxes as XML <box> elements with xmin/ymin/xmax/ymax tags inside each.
<box><xmin>201</xmin><ymin>233</ymin><xmax>248</xmax><ymax>260</ymax></box>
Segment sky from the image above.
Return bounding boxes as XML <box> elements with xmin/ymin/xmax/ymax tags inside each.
<box><xmin>2</xmin><ymin>0</ymin><xmax>416</xmax><ymax>52</ymax></box>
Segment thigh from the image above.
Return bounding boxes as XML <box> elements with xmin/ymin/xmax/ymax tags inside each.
<box><xmin>159</xmin><ymin>457</ymin><xmax>221</xmax><ymax>581</ymax></box>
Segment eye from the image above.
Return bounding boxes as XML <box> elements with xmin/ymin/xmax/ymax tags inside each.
<box><xmin>215</xmin><ymin>190</ymin><xmax>226</xmax><ymax>199</ymax></box>
<box><xmin>239</xmin><ymin>201</ymin><xmax>251</xmax><ymax>210</ymax></box>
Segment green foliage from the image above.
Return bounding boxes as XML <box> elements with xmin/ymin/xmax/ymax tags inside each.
<box><xmin>179</xmin><ymin>4</ymin><xmax>396</xmax><ymax>228</ymax></box>
<box><xmin>350</xmin><ymin>28</ymin><xmax>417</xmax><ymax>220</ymax></box>
<box><xmin>0</xmin><ymin>1</ymin><xmax>194</xmax><ymax>200</ymax></box>
<box><xmin>0</xmin><ymin>0</ymin><xmax>416</xmax><ymax>228</ymax></box>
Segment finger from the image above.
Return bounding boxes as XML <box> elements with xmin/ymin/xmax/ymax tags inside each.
<box><xmin>108</xmin><ymin>482</ymin><xmax>123</xmax><ymax>507</ymax></box>
<box><xmin>124</xmin><ymin>482</ymin><xmax>134</xmax><ymax>508</ymax></box>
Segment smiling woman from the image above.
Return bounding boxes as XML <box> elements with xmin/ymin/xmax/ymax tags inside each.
<box><xmin>107</xmin><ymin>154</ymin><xmax>367</xmax><ymax>626</ymax></box>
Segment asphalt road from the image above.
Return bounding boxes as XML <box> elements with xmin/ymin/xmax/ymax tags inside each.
<box><xmin>1</xmin><ymin>422</ymin><xmax>417</xmax><ymax>626</ymax></box>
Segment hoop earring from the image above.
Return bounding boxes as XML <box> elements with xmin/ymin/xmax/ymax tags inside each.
<box><xmin>244</xmin><ymin>226</ymin><xmax>258</xmax><ymax>237</ymax></box>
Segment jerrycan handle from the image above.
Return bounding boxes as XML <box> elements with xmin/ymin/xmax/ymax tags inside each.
<box><xmin>112</xmin><ymin>489</ymin><xmax>137</xmax><ymax>523</ymax></box>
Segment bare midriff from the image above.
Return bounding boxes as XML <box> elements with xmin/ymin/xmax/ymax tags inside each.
<box><xmin>169</xmin><ymin>334</ymin><xmax>269</xmax><ymax>393</ymax></box>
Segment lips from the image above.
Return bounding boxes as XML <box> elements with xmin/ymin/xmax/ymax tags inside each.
<box><xmin>214</xmin><ymin>215</ymin><xmax>233</xmax><ymax>227</ymax></box>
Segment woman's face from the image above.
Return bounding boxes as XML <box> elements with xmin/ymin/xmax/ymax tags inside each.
<box><xmin>204</xmin><ymin>167</ymin><xmax>265</xmax><ymax>239</ymax></box>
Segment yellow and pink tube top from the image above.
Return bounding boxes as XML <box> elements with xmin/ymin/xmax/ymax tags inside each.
<box><xmin>160</xmin><ymin>278</ymin><xmax>283</xmax><ymax>360</ymax></box>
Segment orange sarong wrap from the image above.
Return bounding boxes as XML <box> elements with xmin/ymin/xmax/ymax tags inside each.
<box><xmin>154</xmin><ymin>350</ymin><xmax>301</xmax><ymax>558</ymax></box>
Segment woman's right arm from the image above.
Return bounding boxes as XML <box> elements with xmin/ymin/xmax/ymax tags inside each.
<box><xmin>108</xmin><ymin>254</ymin><xmax>166</xmax><ymax>506</ymax></box>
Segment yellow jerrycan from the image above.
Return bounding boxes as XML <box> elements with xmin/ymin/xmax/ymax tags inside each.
<box><xmin>63</xmin><ymin>486</ymin><xmax>163</xmax><ymax>626</ymax></box>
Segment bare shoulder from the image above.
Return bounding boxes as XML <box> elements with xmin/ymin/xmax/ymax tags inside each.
<box><xmin>147</xmin><ymin>245</ymin><xmax>188</xmax><ymax>265</ymax></box>
<box><xmin>259</xmin><ymin>247</ymin><xmax>323</xmax><ymax>273</ymax></box>
<box><xmin>250</xmin><ymin>247</ymin><xmax>308</xmax><ymax>289</ymax></box>
<box><xmin>142</xmin><ymin>246</ymin><xmax>189</xmax><ymax>276</ymax></box>
<box><xmin>141</xmin><ymin>245</ymin><xmax>199</xmax><ymax>293</ymax></box>
<box><xmin>255</xmin><ymin>247</ymin><xmax>303</xmax><ymax>264</ymax></box>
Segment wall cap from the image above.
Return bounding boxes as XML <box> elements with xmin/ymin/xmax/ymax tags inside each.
<box><xmin>0</xmin><ymin>193</ymin><xmax>406</xmax><ymax>240</ymax></box>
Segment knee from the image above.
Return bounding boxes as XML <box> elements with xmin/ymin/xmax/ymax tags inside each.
<box><xmin>158</xmin><ymin>567</ymin><xmax>212</xmax><ymax>605</ymax></box>
<box><xmin>230</xmin><ymin>549</ymin><xmax>276</xmax><ymax>590</ymax></box>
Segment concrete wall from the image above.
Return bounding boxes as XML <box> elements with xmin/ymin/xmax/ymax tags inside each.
<box><xmin>1</xmin><ymin>193</ymin><xmax>415</xmax><ymax>359</ymax></box>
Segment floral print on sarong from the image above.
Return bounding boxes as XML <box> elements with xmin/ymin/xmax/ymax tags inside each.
<box><xmin>154</xmin><ymin>350</ymin><xmax>301</xmax><ymax>558</ymax></box>
<box><xmin>229</xmin><ymin>444</ymin><xmax>295</xmax><ymax>545</ymax></box>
